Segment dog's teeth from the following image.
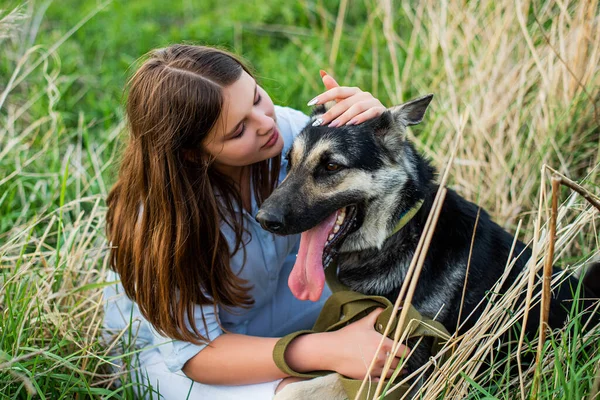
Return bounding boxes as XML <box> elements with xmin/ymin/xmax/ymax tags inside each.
<box><xmin>328</xmin><ymin>233</ymin><xmax>335</xmax><ymax>241</ymax></box>
<box><xmin>336</xmin><ymin>215</ymin><xmax>344</xmax><ymax>225</ymax></box>
<box><xmin>333</xmin><ymin>225</ymin><xmax>340</xmax><ymax>233</ymax></box>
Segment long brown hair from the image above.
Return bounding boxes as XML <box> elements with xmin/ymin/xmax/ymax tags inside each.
<box><xmin>106</xmin><ymin>44</ymin><xmax>281</xmax><ymax>344</ymax></box>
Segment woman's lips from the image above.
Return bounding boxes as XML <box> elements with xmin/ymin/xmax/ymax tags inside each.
<box><xmin>262</xmin><ymin>127</ymin><xmax>279</xmax><ymax>149</ymax></box>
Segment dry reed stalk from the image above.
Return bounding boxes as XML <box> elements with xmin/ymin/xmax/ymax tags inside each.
<box><xmin>0</xmin><ymin>6</ymin><xmax>27</xmax><ymax>41</ymax></box>
<box><xmin>399</xmin><ymin>0</ymin><xmax>600</xmax><ymax>232</ymax></box>
<box><xmin>342</xmin><ymin>2</ymin><xmax>382</xmax><ymax>85</ymax></box>
<box><xmin>381</xmin><ymin>0</ymin><xmax>402</xmax><ymax>105</ymax></box>
<box><xmin>393</xmin><ymin>160</ymin><xmax>598</xmax><ymax>399</ymax></box>
<box><xmin>418</xmin><ymin>198</ymin><xmax>598</xmax><ymax>398</ymax></box>
<box><xmin>455</xmin><ymin>207</ymin><xmax>482</xmax><ymax>333</ymax></box>
<box><xmin>531</xmin><ymin>176</ymin><xmax>560</xmax><ymax>398</ymax></box>
<box><xmin>516</xmin><ymin>166</ymin><xmax>547</xmax><ymax>400</ymax></box>
<box><xmin>353</xmin><ymin>114</ymin><xmax>465</xmax><ymax>400</ymax></box>
<box><xmin>555</xmin><ymin>174</ymin><xmax>600</xmax><ymax>213</ymax></box>
<box><xmin>372</xmin><ymin>188</ymin><xmax>447</xmax><ymax>399</ymax></box>
<box><xmin>379</xmin><ymin>190</ymin><xmax>456</xmax><ymax>396</ymax></box>
<box><xmin>352</xmin><ymin>186</ymin><xmax>438</xmax><ymax>399</ymax></box>
<box><xmin>328</xmin><ymin>0</ymin><xmax>347</xmax><ymax>68</ymax></box>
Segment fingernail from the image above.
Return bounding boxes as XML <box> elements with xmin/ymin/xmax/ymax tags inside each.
<box><xmin>319</xmin><ymin>70</ymin><xmax>327</xmax><ymax>78</ymax></box>
<box><xmin>347</xmin><ymin>118</ymin><xmax>358</xmax><ymax>125</ymax></box>
<box><xmin>312</xmin><ymin>118</ymin><xmax>324</xmax><ymax>127</ymax></box>
<box><xmin>307</xmin><ymin>97</ymin><xmax>319</xmax><ymax>106</ymax></box>
<box><xmin>328</xmin><ymin>119</ymin><xmax>340</xmax><ymax>128</ymax></box>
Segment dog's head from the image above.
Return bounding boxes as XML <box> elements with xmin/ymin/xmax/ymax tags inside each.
<box><xmin>256</xmin><ymin>94</ymin><xmax>433</xmax><ymax>301</ymax></box>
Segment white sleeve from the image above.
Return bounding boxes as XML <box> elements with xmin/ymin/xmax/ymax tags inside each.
<box><xmin>274</xmin><ymin>105</ymin><xmax>310</xmax><ymax>157</ymax></box>
<box><xmin>151</xmin><ymin>303</ymin><xmax>224</xmax><ymax>373</ymax></box>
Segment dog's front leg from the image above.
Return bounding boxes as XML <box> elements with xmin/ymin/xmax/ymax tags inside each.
<box><xmin>273</xmin><ymin>373</ymin><xmax>347</xmax><ymax>400</ymax></box>
<box><xmin>403</xmin><ymin>336</ymin><xmax>434</xmax><ymax>399</ymax></box>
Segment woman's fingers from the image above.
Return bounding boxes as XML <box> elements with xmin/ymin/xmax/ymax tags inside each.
<box><xmin>307</xmin><ymin>86</ymin><xmax>362</xmax><ymax>107</ymax></box>
<box><xmin>326</xmin><ymin>97</ymin><xmax>385</xmax><ymax>127</ymax></box>
<box><xmin>320</xmin><ymin>70</ymin><xmax>340</xmax><ymax>90</ymax></box>
<box><xmin>323</xmin><ymin>95</ymin><xmax>369</xmax><ymax>126</ymax></box>
<box><xmin>394</xmin><ymin>343</ymin><xmax>410</xmax><ymax>359</ymax></box>
<box><xmin>307</xmin><ymin>71</ymin><xmax>386</xmax><ymax>127</ymax></box>
<box><xmin>322</xmin><ymin>93</ymin><xmax>370</xmax><ymax>124</ymax></box>
<box><xmin>328</xmin><ymin>103</ymin><xmax>387</xmax><ymax>127</ymax></box>
<box><xmin>375</xmin><ymin>341</ymin><xmax>410</xmax><ymax>379</ymax></box>
<box><xmin>344</xmin><ymin>107</ymin><xmax>387</xmax><ymax>126</ymax></box>
<box><xmin>384</xmin><ymin>358</ymin><xmax>401</xmax><ymax>378</ymax></box>
<box><xmin>362</xmin><ymin>307</ymin><xmax>385</xmax><ymax>327</ymax></box>
<box><xmin>308</xmin><ymin>89</ymin><xmax>386</xmax><ymax>126</ymax></box>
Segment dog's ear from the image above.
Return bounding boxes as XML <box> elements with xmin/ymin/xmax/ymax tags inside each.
<box><xmin>373</xmin><ymin>94</ymin><xmax>433</xmax><ymax>156</ymax></box>
<box><xmin>389</xmin><ymin>94</ymin><xmax>434</xmax><ymax>127</ymax></box>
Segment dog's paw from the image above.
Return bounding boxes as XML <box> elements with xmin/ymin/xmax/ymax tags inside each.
<box><xmin>273</xmin><ymin>374</ymin><xmax>347</xmax><ymax>400</ymax></box>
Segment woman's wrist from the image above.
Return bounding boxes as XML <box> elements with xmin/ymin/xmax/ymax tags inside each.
<box><xmin>284</xmin><ymin>331</ymin><xmax>335</xmax><ymax>373</ymax></box>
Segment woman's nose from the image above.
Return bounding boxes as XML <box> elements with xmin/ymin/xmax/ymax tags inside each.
<box><xmin>252</xmin><ymin>109</ymin><xmax>273</xmax><ymax>136</ymax></box>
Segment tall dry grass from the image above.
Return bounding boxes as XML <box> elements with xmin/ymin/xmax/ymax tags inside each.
<box><xmin>1</xmin><ymin>0</ymin><xmax>599</xmax><ymax>398</ymax></box>
<box><xmin>338</xmin><ymin>1</ymin><xmax>600</xmax><ymax>398</ymax></box>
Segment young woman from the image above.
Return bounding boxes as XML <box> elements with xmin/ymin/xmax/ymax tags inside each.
<box><xmin>103</xmin><ymin>44</ymin><xmax>409</xmax><ymax>399</ymax></box>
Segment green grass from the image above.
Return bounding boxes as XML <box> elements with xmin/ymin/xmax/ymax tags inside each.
<box><xmin>1</xmin><ymin>0</ymin><xmax>599</xmax><ymax>398</ymax></box>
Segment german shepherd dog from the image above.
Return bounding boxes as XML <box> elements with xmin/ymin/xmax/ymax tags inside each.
<box><xmin>257</xmin><ymin>95</ymin><xmax>600</xmax><ymax>391</ymax></box>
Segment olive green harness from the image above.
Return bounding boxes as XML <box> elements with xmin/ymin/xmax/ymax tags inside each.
<box><xmin>273</xmin><ymin>200</ymin><xmax>450</xmax><ymax>400</ymax></box>
<box><xmin>272</xmin><ymin>200</ymin><xmax>451</xmax><ymax>399</ymax></box>
<box><xmin>273</xmin><ymin>266</ymin><xmax>450</xmax><ymax>399</ymax></box>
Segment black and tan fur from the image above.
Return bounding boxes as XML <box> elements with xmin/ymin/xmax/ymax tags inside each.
<box><xmin>257</xmin><ymin>95</ymin><xmax>600</xmax><ymax>389</ymax></box>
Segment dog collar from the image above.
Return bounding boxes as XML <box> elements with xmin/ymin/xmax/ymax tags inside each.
<box><xmin>387</xmin><ymin>199</ymin><xmax>424</xmax><ymax>239</ymax></box>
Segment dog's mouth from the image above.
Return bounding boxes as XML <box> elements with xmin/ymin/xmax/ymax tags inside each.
<box><xmin>288</xmin><ymin>205</ymin><xmax>358</xmax><ymax>302</ymax></box>
<box><xmin>323</xmin><ymin>205</ymin><xmax>358</xmax><ymax>269</ymax></box>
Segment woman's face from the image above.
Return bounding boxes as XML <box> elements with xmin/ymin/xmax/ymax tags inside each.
<box><xmin>203</xmin><ymin>70</ymin><xmax>283</xmax><ymax>176</ymax></box>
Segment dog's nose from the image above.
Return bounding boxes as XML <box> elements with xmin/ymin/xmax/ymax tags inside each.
<box><xmin>255</xmin><ymin>209</ymin><xmax>285</xmax><ymax>232</ymax></box>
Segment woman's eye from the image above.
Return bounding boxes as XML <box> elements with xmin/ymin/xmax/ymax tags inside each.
<box><xmin>232</xmin><ymin>123</ymin><xmax>246</xmax><ymax>139</ymax></box>
<box><xmin>254</xmin><ymin>94</ymin><xmax>262</xmax><ymax>105</ymax></box>
<box><xmin>326</xmin><ymin>163</ymin><xmax>341</xmax><ymax>171</ymax></box>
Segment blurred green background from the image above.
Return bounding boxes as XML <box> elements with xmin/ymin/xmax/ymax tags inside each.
<box><xmin>2</xmin><ymin>0</ymin><xmax>408</xmax><ymax>130</ymax></box>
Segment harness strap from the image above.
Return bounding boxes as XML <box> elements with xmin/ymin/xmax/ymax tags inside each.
<box><xmin>273</xmin><ymin>264</ymin><xmax>451</xmax><ymax>399</ymax></box>
<box><xmin>273</xmin><ymin>199</ymin><xmax>450</xmax><ymax>399</ymax></box>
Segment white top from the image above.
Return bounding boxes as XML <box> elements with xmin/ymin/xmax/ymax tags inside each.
<box><xmin>103</xmin><ymin>106</ymin><xmax>328</xmax><ymax>373</ymax></box>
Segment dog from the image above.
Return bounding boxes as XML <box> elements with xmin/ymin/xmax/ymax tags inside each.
<box><xmin>257</xmin><ymin>94</ymin><xmax>600</xmax><ymax>396</ymax></box>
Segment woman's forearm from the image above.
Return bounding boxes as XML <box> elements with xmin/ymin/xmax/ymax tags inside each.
<box><xmin>181</xmin><ymin>332</ymin><xmax>332</xmax><ymax>385</ymax></box>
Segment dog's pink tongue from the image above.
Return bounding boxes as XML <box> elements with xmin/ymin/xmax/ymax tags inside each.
<box><xmin>289</xmin><ymin>212</ymin><xmax>337</xmax><ymax>302</ymax></box>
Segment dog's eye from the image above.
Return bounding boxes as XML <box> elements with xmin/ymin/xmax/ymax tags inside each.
<box><xmin>326</xmin><ymin>163</ymin><xmax>341</xmax><ymax>172</ymax></box>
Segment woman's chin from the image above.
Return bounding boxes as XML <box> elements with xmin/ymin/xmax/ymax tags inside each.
<box><xmin>264</xmin><ymin>136</ymin><xmax>284</xmax><ymax>159</ymax></box>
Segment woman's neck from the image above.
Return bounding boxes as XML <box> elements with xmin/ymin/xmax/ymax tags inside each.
<box><xmin>215</xmin><ymin>164</ymin><xmax>252</xmax><ymax>212</ymax></box>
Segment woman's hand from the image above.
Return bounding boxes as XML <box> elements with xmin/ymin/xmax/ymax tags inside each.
<box><xmin>284</xmin><ymin>308</ymin><xmax>410</xmax><ymax>381</ymax></box>
<box><xmin>322</xmin><ymin>308</ymin><xmax>410</xmax><ymax>380</ymax></box>
<box><xmin>307</xmin><ymin>70</ymin><xmax>387</xmax><ymax>127</ymax></box>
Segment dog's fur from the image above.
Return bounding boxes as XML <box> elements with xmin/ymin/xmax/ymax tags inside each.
<box><xmin>258</xmin><ymin>95</ymin><xmax>600</xmax><ymax>395</ymax></box>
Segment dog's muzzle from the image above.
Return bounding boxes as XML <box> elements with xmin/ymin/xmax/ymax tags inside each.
<box><xmin>255</xmin><ymin>209</ymin><xmax>284</xmax><ymax>232</ymax></box>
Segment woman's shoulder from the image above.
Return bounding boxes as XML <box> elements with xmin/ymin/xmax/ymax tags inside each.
<box><xmin>275</xmin><ymin>106</ymin><xmax>310</xmax><ymax>154</ymax></box>
<box><xmin>274</xmin><ymin>105</ymin><xmax>310</xmax><ymax>127</ymax></box>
